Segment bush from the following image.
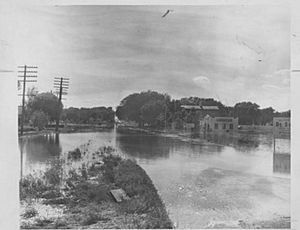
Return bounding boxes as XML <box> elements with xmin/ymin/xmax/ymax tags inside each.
<box><xmin>101</xmin><ymin>154</ymin><xmax>122</xmax><ymax>183</ymax></box>
<box><xmin>67</xmin><ymin>148</ymin><xmax>82</xmax><ymax>160</ymax></box>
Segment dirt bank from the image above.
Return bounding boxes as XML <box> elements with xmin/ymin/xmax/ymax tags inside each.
<box><xmin>20</xmin><ymin>147</ymin><xmax>173</xmax><ymax>229</ymax></box>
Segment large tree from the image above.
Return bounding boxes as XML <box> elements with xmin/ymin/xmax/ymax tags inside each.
<box><xmin>27</xmin><ymin>92</ymin><xmax>63</xmax><ymax>122</ymax></box>
<box><xmin>259</xmin><ymin>107</ymin><xmax>275</xmax><ymax>125</ymax></box>
<box><xmin>141</xmin><ymin>100</ymin><xmax>166</xmax><ymax>127</ymax></box>
<box><xmin>116</xmin><ymin>91</ymin><xmax>170</xmax><ymax>127</ymax></box>
<box><xmin>233</xmin><ymin>102</ymin><xmax>260</xmax><ymax>125</ymax></box>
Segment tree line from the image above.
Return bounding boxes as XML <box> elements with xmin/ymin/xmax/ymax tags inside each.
<box><xmin>61</xmin><ymin>107</ymin><xmax>114</xmax><ymax>125</ymax></box>
<box><xmin>21</xmin><ymin>88</ymin><xmax>114</xmax><ymax>130</ymax></box>
<box><xmin>21</xmin><ymin>89</ymin><xmax>290</xmax><ymax>130</ymax></box>
<box><xmin>116</xmin><ymin>90</ymin><xmax>290</xmax><ymax>128</ymax></box>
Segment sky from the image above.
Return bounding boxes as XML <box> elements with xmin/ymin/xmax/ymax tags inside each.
<box><xmin>12</xmin><ymin>5</ymin><xmax>290</xmax><ymax>111</ymax></box>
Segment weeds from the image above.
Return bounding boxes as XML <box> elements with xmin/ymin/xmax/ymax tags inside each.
<box><xmin>22</xmin><ymin>206</ymin><xmax>38</xmax><ymax>219</ymax></box>
<box><xmin>20</xmin><ymin>175</ymin><xmax>50</xmax><ymax>200</ymax></box>
<box><xmin>67</xmin><ymin>148</ymin><xmax>82</xmax><ymax>160</ymax></box>
<box><xmin>43</xmin><ymin>159</ymin><xmax>64</xmax><ymax>186</ymax></box>
<box><xmin>101</xmin><ymin>154</ymin><xmax>122</xmax><ymax>183</ymax></box>
<box><xmin>20</xmin><ymin>145</ymin><xmax>173</xmax><ymax>229</ymax></box>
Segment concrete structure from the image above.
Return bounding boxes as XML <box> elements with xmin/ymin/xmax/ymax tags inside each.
<box><xmin>202</xmin><ymin>115</ymin><xmax>238</xmax><ymax>133</ymax></box>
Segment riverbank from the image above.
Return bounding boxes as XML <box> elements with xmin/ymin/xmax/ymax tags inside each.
<box><xmin>20</xmin><ymin>147</ymin><xmax>173</xmax><ymax>229</ymax></box>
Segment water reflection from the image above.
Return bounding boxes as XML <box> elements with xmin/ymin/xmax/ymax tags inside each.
<box><xmin>204</xmin><ymin>132</ymin><xmax>273</xmax><ymax>153</ymax></box>
<box><xmin>19</xmin><ymin>131</ymin><xmax>290</xmax><ymax>178</ymax></box>
<box><xmin>273</xmin><ymin>153</ymin><xmax>290</xmax><ymax>174</ymax></box>
<box><xmin>116</xmin><ymin>134</ymin><xmax>171</xmax><ymax>159</ymax></box>
<box><xmin>19</xmin><ymin>133</ymin><xmax>61</xmax><ymax>163</ymax></box>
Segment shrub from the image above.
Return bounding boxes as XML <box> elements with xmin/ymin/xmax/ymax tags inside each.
<box><xmin>101</xmin><ymin>154</ymin><xmax>122</xmax><ymax>183</ymax></box>
<box><xmin>67</xmin><ymin>148</ymin><xmax>81</xmax><ymax>160</ymax></box>
<box><xmin>44</xmin><ymin>165</ymin><xmax>61</xmax><ymax>186</ymax></box>
<box><xmin>43</xmin><ymin>159</ymin><xmax>64</xmax><ymax>186</ymax></box>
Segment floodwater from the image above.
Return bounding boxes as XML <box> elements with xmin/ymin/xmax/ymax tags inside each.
<box><xmin>19</xmin><ymin>129</ymin><xmax>290</xmax><ymax>228</ymax></box>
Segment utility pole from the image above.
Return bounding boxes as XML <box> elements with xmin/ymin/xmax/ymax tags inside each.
<box><xmin>53</xmin><ymin>77</ymin><xmax>69</xmax><ymax>132</ymax></box>
<box><xmin>18</xmin><ymin>65</ymin><xmax>38</xmax><ymax>135</ymax></box>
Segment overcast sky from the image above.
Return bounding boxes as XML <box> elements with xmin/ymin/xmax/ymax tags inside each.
<box><xmin>14</xmin><ymin>5</ymin><xmax>290</xmax><ymax>111</ymax></box>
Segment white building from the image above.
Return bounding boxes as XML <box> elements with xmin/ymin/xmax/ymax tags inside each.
<box><xmin>202</xmin><ymin>115</ymin><xmax>238</xmax><ymax>133</ymax></box>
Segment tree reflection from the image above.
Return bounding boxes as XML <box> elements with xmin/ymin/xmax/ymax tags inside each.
<box><xmin>116</xmin><ymin>134</ymin><xmax>170</xmax><ymax>160</ymax></box>
<box><xmin>203</xmin><ymin>133</ymin><xmax>263</xmax><ymax>152</ymax></box>
<box><xmin>19</xmin><ymin>133</ymin><xmax>62</xmax><ymax>163</ymax></box>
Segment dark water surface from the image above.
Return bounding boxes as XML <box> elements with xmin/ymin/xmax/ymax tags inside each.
<box><xmin>19</xmin><ymin>129</ymin><xmax>290</xmax><ymax>228</ymax></box>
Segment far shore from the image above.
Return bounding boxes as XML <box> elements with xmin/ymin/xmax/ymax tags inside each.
<box><xmin>19</xmin><ymin>123</ymin><xmax>274</xmax><ymax>152</ymax></box>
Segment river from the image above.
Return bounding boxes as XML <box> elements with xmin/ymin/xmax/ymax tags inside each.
<box><xmin>19</xmin><ymin>128</ymin><xmax>290</xmax><ymax>228</ymax></box>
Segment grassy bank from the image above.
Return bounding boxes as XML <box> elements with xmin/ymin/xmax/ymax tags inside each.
<box><xmin>20</xmin><ymin>147</ymin><xmax>173</xmax><ymax>229</ymax></box>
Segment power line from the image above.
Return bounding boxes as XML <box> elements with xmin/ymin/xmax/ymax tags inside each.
<box><xmin>53</xmin><ymin>77</ymin><xmax>70</xmax><ymax>132</ymax></box>
<box><xmin>18</xmin><ymin>65</ymin><xmax>38</xmax><ymax>135</ymax></box>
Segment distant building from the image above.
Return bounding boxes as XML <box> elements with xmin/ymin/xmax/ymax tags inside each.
<box><xmin>181</xmin><ymin>105</ymin><xmax>220</xmax><ymax>118</ymax></box>
<box><xmin>200</xmin><ymin>106</ymin><xmax>220</xmax><ymax>118</ymax></box>
<box><xmin>181</xmin><ymin>105</ymin><xmax>201</xmax><ymax>110</ymax></box>
<box><xmin>180</xmin><ymin>105</ymin><xmax>220</xmax><ymax>134</ymax></box>
<box><xmin>202</xmin><ymin>115</ymin><xmax>238</xmax><ymax>133</ymax></box>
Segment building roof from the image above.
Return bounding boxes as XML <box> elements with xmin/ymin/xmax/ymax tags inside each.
<box><xmin>181</xmin><ymin>105</ymin><xmax>202</xmax><ymax>110</ymax></box>
<box><xmin>202</xmin><ymin>106</ymin><xmax>219</xmax><ymax>110</ymax></box>
<box><xmin>181</xmin><ymin>105</ymin><xmax>219</xmax><ymax>110</ymax></box>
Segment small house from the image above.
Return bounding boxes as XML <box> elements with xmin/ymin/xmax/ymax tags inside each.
<box><xmin>202</xmin><ymin>115</ymin><xmax>238</xmax><ymax>133</ymax></box>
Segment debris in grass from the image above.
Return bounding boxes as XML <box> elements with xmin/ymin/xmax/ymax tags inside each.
<box><xmin>110</xmin><ymin>188</ymin><xmax>130</xmax><ymax>202</ymax></box>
